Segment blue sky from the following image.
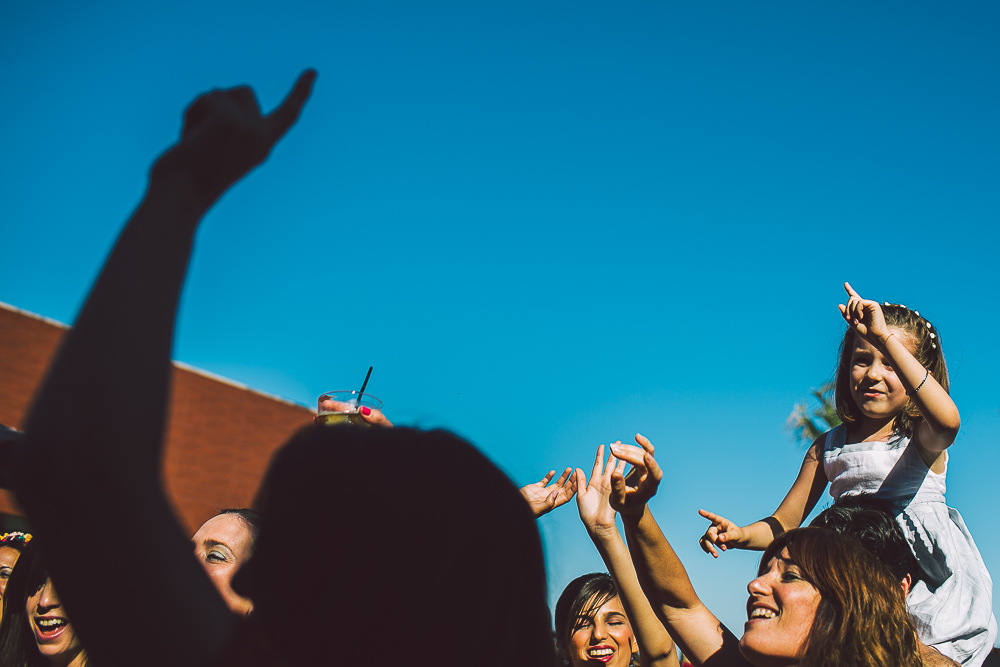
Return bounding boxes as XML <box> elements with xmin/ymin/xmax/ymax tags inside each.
<box><xmin>3</xmin><ymin>1</ymin><xmax>999</xmax><ymax>636</ymax></box>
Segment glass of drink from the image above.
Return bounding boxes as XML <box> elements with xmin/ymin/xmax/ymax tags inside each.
<box><xmin>315</xmin><ymin>391</ymin><xmax>383</xmax><ymax>426</ymax></box>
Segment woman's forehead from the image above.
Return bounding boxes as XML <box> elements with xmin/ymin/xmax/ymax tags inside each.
<box><xmin>580</xmin><ymin>593</ymin><xmax>625</xmax><ymax>618</ymax></box>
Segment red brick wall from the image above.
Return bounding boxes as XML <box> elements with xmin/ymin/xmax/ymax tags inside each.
<box><xmin>0</xmin><ymin>303</ymin><xmax>314</xmax><ymax>534</ymax></box>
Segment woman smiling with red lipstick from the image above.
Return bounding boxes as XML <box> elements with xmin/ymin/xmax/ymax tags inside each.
<box><xmin>556</xmin><ymin>573</ymin><xmax>642</xmax><ymax>667</ymax></box>
<box><xmin>0</xmin><ymin>539</ymin><xmax>87</xmax><ymax>667</ymax></box>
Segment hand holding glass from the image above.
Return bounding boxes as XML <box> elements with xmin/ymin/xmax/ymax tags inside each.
<box><xmin>316</xmin><ymin>391</ymin><xmax>383</xmax><ymax>426</ymax></box>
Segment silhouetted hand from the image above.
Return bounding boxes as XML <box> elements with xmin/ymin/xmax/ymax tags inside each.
<box><xmin>153</xmin><ymin>70</ymin><xmax>316</xmax><ymax>212</ymax></box>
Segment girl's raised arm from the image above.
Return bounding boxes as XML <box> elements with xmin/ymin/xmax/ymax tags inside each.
<box><xmin>577</xmin><ymin>442</ymin><xmax>678</xmax><ymax>667</ymax></box>
<box><xmin>699</xmin><ymin>434</ymin><xmax>829</xmax><ymax>555</ymax></box>
<box><xmin>839</xmin><ymin>282</ymin><xmax>960</xmax><ymax>465</ymax></box>
<box><xmin>11</xmin><ymin>72</ymin><xmax>315</xmax><ymax>667</ymax></box>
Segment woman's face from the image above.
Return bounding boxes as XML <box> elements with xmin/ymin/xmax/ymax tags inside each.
<box><xmin>26</xmin><ymin>578</ymin><xmax>85</xmax><ymax>665</ymax></box>
<box><xmin>565</xmin><ymin>595</ymin><xmax>636</xmax><ymax>667</ymax></box>
<box><xmin>0</xmin><ymin>545</ymin><xmax>21</xmax><ymax>602</ymax></box>
<box><xmin>740</xmin><ymin>549</ymin><xmax>821</xmax><ymax>666</ymax></box>
<box><xmin>192</xmin><ymin>514</ymin><xmax>255</xmax><ymax>616</ymax></box>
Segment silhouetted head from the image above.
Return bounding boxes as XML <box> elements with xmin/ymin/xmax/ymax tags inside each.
<box><xmin>835</xmin><ymin>303</ymin><xmax>948</xmax><ymax>436</ymax></box>
<box><xmin>233</xmin><ymin>424</ymin><xmax>551</xmax><ymax>666</ymax></box>
<box><xmin>555</xmin><ymin>573</ymin><xmax>635</xmax><ymax>667</ymax></box>
<box><xmin>809</xmin><ymin>495</ymin><xmax>918</xmax><ymax>590</ymax></box>
<box><xmin>743</xmin><ymin>528</ymin><xmax>920</xmax><ymax>667</ymax></box>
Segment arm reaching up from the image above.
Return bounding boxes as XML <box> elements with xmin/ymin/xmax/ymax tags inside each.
<box><xmin>577</xmin><ymin>443</ymin><xmax>678</xmax><ymax>667</ymax></box>
<box><xmin>839</xmin><ymin>281</ymin><xmax>960</xmax><ymax>463</ymax></box>
<box><xmin>609</xmin><ymin>435</ymin><xmax>750</xmax><ymax>667</ymax></box>
<box><xmin>14</xmin><ymin>72</ymin><xmax>315</xmax><ymax>667</ymax></box>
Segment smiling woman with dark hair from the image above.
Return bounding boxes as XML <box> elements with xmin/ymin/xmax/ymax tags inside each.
<box><xmin>556</xmin><ymin>574</ymin><xmax>638</xmax><ymax>667</ymax></box>
<box><xmin>0</xmin><ymin>539</ymin><xmax>87</xmax><ymax>667</ymax></box>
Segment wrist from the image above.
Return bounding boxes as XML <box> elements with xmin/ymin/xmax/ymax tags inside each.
<box><xmin>149</xmin><ymin>148</ymin><xmax>216</xmax><ymax>219</ymax></box>
<box><xmin>586</xmin><ymin>523</ymin><xmax>620</xmax><ymax>541</ymax></box>
<box><xmin>618</xmin><ymin>504</ymin><xmax>647</xmax><ymax>525</ymax></box>
<box><xmin>759</xmin><ymin>516</ymin><xmax>785</xmax><ymax>540</ymax></box>
<box><xmin>876</xmin><ymin>331</ymin><xmax>896</xmax><ymax>351</ymax></box>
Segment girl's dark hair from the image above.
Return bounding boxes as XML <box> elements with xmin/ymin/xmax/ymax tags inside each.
<box><xmin>554</xmin><ymin>573</ymin><xmax>618</xmax><ymax>658</ymax></box>
<box><xmin>760</xmin><ymin>528</ymin><xmax>921</xmax><ymax>667</ymax></box>
<box><xmin>834</xmin><ymin>303</ymin><xmax>949</xmax><ymax>436</ymax></box>
<box><xmin>0</xmin><ymin>539</ymin><xmax>86</xmax><ymax>667</ymax></box>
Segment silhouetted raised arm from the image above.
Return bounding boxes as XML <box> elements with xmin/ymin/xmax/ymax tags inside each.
<box><xmin>14</xmin><ymin>72</ymin><xmax>315</xmax><ymax>667</ymax></box>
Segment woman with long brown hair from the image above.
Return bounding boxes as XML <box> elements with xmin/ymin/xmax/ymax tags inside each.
<box><xmin>608</xmin><ymin>435</ymin><xmax>922</xmax><ymax>667</ymax></box>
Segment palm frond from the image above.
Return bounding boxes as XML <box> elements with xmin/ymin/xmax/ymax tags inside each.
<box><xmin>786</xmin><ymin>381</ymin><xmax>840</xmax><ymax>448</ymax></box>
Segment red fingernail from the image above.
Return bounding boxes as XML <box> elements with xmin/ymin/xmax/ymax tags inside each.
<box><xmin>361</xmin><ymin>406</ymin><xmax>371</xmax><ymax>416</ymax></box>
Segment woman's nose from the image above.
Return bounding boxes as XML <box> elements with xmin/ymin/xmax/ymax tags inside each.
<box><xmin>747</xmin><ymin>573</ymin><xmax>770</xmax><ymax>596</ymax></box>
<box><xmin>592</xmin><ymin>621</ymin><xmax>609</xmax><ymax>641</ymax></box>
<box><xmin>36</xmin><ymin>579</ymin><xmax>62</xmax><ymax>610</ymax></box>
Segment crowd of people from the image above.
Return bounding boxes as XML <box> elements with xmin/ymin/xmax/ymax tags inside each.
<box><xmin>0</xmin><ymin>70</ymin><xmax>996</xmax><ymax>666</ymax></box>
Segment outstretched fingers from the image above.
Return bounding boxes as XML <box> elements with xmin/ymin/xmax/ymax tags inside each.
<box><xmin>590</xmin><ymin>444</ymin><xmax>606</xmax><ymax>482</ymax></box>
<box><xmin>698</xmin><ymin>509</ymin><xmax>727</xmax><ymax>557</ymax></box>
<box><xmin>551</xmin><ymin>467</ymin><xmax>573</xmax><ymax>490</ymax></box>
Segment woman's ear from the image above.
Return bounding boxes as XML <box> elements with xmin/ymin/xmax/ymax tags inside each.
<box><xmin>900</xmin><ymin>573</ymin><xmax>913</xmax><ymax>597</ymax></box>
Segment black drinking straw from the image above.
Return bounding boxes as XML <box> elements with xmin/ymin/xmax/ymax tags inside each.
<box><xmin>356</xmin><ymin>366</ymin><xmax>373</xmax><ymax>406</ymax></box>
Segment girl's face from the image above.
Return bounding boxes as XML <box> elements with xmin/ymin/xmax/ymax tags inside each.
<box><xmin>849</xmin><ymin>329</ymin><xmax>915</xmax><ymax>428</ymax></box>
<box><xmin>740</xmin><ymin>549</ymin><xmax>821</xmax><ymax>666</ymax></box>
<box><xmin>565</xmin><ymin>595</ymin><xmax>636</xmax><ymax>666</ymax></box>
<box><xmin>26</xmin><ymin>578</ymin><xmax>85</xmax><ymax>665</ymax></box>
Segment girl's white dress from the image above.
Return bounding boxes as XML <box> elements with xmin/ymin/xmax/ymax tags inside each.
<box><xmin>824</xmin><ymin>425</ymin><xmax>997</xmax><ymax>667</ymax></box>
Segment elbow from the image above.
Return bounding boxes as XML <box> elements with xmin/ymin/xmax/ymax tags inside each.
<box><xmin>940</xmin><ymin>409</ymin><xmax>961</xmax><ymax>444</ymax></box>
<box><xmin>644</xmin><ymin>644</ymin><xmax>678</xmax><ymax>667</ymax></box>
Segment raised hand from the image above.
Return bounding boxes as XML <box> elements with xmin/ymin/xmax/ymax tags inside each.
<box><xmin>153</xmin><ymin>70</ymin><xmax>316</xmax><ymax>213</ymax></box>
<box><xmin>520</xmin><ymin>468</ymin><xmax>578</xmax><ymax>518</ymax></box>
<box><xmin>576</xmin><ymin>443</ymin><xmax>627</xmax><ymax>538</ymax></box>
<box><xmin>837</xmin><ymin>282</ymin><xmax>891</xmax><ymax>347</ymax></box>
<box><xmin>697</xmin><ymin>509</ymin><xmax>745</xmax><ymax>558</ymax></box>
<box><xmin>609</xmin><ymin>434</ymin><xmax>662</xmax><ymax>519</ymax></box>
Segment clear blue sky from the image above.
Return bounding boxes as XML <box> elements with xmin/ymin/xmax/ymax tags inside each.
<box><xmin>3</xmin><ymin>1</ymin><xmax>999</xmax><ymax>637</ymax></box>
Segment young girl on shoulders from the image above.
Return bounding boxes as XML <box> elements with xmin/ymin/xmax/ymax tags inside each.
<box><xmin>699</xmin><ymin>282</ymin><xmax>996</xmax><ymax>667</ymax></box>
